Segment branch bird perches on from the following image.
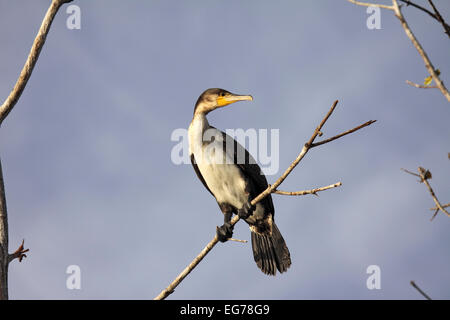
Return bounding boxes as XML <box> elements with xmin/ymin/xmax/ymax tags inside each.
<box><xmin>154</xmin><ymin>100</ymin><xmax>376</xmax><ymax>300</ymax></box>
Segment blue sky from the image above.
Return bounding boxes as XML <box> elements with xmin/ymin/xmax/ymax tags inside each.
<box><xmin>0</xmin><ymin>0</ymin><xmax>449</xmax><ymax>299</ymax></box>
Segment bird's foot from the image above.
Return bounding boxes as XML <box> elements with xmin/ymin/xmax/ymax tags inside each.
<box><xmin>216</xmin><ymin>222</ymin><xmax>233</xmax><ymax>242</ymax></box>
<box><xmin>237</xmin><ymin>201</ymin><xmax>255</xmax><ymax>220</ymax></box>
<box><xmin>8</xmin><ymin>239</ymin><xmax>29</xmax><ymax>263</ymax></box>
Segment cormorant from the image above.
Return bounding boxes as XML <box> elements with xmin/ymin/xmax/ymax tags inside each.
<box><xmin>188</xmin><ymin>88</ymin><xmax>291</xmax><ymax>275</ymax></box>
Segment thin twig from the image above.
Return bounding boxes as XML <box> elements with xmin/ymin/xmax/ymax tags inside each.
<box><xmin>400</xmin><ymin>0</ymin><xmax>435</xmax><ymax>18</ymax></box>
<box><xmin>410</xmin><ymin>281</ymin><xmax>432</xmax><ymax>300</ymax></box>
<box><xmin>403</xmin><ymin>167</ymin><xmax>450</xmax><ymax>219</ymax></box>
<box><xmin>273</xmin><ymin>182</ymin><xmax>342</xmax><ymax>196</ymax></box>
<box><xmin>427</xmin><ymin>0</ymin><xmax>450</xmax><ymax>39</ymax></box>
<box><xmin>154</xmin><ymin>100</ymin><xmax>374</xmax><ymax>300</ymax></box>
<box><xmin>418</xmin><ymin>170</ymin><xmax>450</xmax><ymax>218</ymax></box>
<box><xmin>347</xmin><ymin>0</ymin><xmax>394</xmax><ymax>10</ymax></box>
<box><xmin>0</xmin><ymin>0</ymin><xmax>73</xmax><ymax>125</ymax></box>
<box><xmin>0</xmin><ymin>160</ymin><xmax>8</xmax><ymax>300</ymax></box>
<box><xmin>311</xmin><ymin>120</ymin><xmax>376</xmax><ymax>148</ymax></box>
<box><xmin>430</xmin><ymin>209</ymin><xmax>439</xmax><ymax>221</ymax></box>
<box><xmin>348</xmin><ymin>0</ymin><xmax>450</xmax><ymax>101</ymax></box>
<box><xmin>406</xmin><ymin>80</ymin><xmax>438</xmax><ymax>89</ymax></box>
<box><xmin>228</xmin><ymin>238</ymin><xmax>248</xmax><ymax>243</ymax></box>
<box><xmin>401</xmin><ymin>168</ymin><xmax>421</xmax><ymax>178</ymax></box>
<box><xmin>398</xmin><ymin>0</ymin><xmax>450</xmax><ymax>36</ymax></box>
<box><xmin>429</xmin><ymin>202</ymin><xmax>450</xmax><ymax>211</ymax></box>
<box><xmin>399</xmin><ymin>0</ymin><xmax>449</xmax><ymax>30</ymax></box>
<box><xmin>0</xmin><ymin>0</ymin><xmax>72</xmax><ymax>301</ymax></box>
<box><xmin>392</xmin><ymin>0</ymin><xmax>450</xmax><ymax>102</ymax></box>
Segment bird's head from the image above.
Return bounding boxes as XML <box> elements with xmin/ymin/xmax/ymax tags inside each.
<box><xmin>194</xmin><ymin>88</ymin><xmax>253</xmax><ymax>115</ymax></box>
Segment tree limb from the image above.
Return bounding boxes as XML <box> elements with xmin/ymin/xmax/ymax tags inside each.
<box><xmin>430</xmin><ymin>201</ymin><xmax>450</xmax><ymax>221</ymax></box>
<box><xmin>399</xmin><ymin>0</ymin><xmax>436</xmax><ymax>19</ymax></box>
<box><xmin>402</xmin><ymin>167</ymin><xmax>450</xmax><ymax>219</ymax></box>
<box><xmin>0</xmin><ymin>0</ymin><xmax>71</xmax><ymax>300</ymax></box>
<box><xmin>410</xmin><ymin>280</ymin><xmax>432</xmax><ymax>300</ymax></box>
<box><xmin>427</xmin><ymin>0</ymin><xmax>450</xmax><ymax>39</ymax></box>
<box><xmin>346</xmin><ymin>0</ymin><xmax>394</xmax><ymax>10</ymax></box>
<box><xmin>0</xmin><ymin>159</ymin><xmax>9</xmax><ymax>300</ymax></box>
<box><xmin>310</xmin><ymin>120</ymin><xmax>376</xmax><ymax>148</ymax></box>
<box><xmin>400</xmin><ymin>0</ymin><xmax>450</xmax><ymax>38</ymax></box>
<box><xmin>399</xmin><ymin>0</ymin><xmax>450</xmax><ymax>36</ymax></box>
<box><xmin>429</xmin><ymin>202</ymin><xmax>450</xmax><ymax>211</ymax></box>
<box><xmin>391</xmin><ymin>0</ymin><xmax>450</xmax><ymax>102</ymax></box>
<box><xmin>406</xmin><ymin>80</ymin><xmax>438</xmax><ymax>89</ymax></box>
<box><xmin>348</xmin><ymin>0</ymin><xmax>450</xmax><ymax>101</ymax></box>
<box><xmin>273</xmin><ymin>182</ymin><xmax>342</xmax><ymax>196</ymax></box>
<box><xmin>154</xmin><ymin>100</ymin><xmax>375</xmax><ymax>300</ymax></box>
<box><xmin>0</xmin><ymin>0</ymin><xmax>73</xmax><ymax>125</ymax></box>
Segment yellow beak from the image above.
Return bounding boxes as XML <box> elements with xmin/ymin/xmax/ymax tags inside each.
<box><xmin>217</xmin><ymin>94</ymin><xmax>253</xmax><ymax>107</ymax></box>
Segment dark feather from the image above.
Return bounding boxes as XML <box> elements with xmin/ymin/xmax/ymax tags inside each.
<box><xmin>251</xmin><ymin>222</ymin><xmax>291</xmax><ymax>275</ymax></box>
<box><xmin>217</xmin><ymin>128</ymin><xmax>275</xmax><ymax>217</ymax></box>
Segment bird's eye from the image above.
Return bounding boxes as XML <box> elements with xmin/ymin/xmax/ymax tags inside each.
<box><xmin>220</xmin><ymin>92</ymin><xmax>225</xmax><ymax>97</ymax></box>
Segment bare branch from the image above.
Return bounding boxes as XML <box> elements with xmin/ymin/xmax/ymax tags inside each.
<box><xmin>0</xmin><ymin>0</ymin><xmax>71</xmax><ymax>300</ymax></box>
<box><xmin>391</xmin><ymin>0</ymin><xmax>450</xmax><ymax>102</ymax></box>
<box><xmin>347</xmin><ymin>0</ymin><xmax>394</xmax><ymax>10</ymax></box>
<box><xmin>427</xmin><ymin>0</ymin><xmax>450</xmax><ymax>39</ymax></box>
<box><xmin>273</xmin><ymin>182</ymin><xmax>342</xmax><ymax>196</ymax></box>
<box><xmin>310</xmin><ymin>120</ymin><xmax>376</xmax><ymax>148</ymax></box>
<box><xmin>416</xmin><ymin>167</ymin><xmax>449</xmax><ymax>218</ymax></box>
<box><xmin>399</xmin><ymin>1</ymin><xmax>443</xmax><ymax>24</ymax></box>
<box><xmin>401</xmin><ymin>168</ymin><xmax>421</xmax><ymax>178</ymax></box>
<box><xmin>347</xmin><ymin>0</ymin><xmax>450</xmax><ymax>100</ymax></box>
<box><xmin>406</xmin><ymin>80</ymin><xmax>438</xmax><ymax>89</ymax></box>
<box><xmin>227</xmin><ymin>238</ymin><xmax>248</xmax><ymax>243</ymax></box>
<box><xmin>410</xmin><ymin>280</ymin><xmax>432</xmax><ymax>300</ymax></box>
<box><xmin>430</xmin><ymin>208</ymin><xmax>440</xmax><ymax>221</ymax></box>
<box><xmin>403</xmin><ymin>167</ymin><xmax>450</xmax><ymax>219</ymax></box>
<box><xmin>0</xmin><ymin>0</ymin><xmax>73</xmax><ymax>125</ymax></box>
<box><xmin>429</xmin><ymin>202</ymin><xmax>450</xmax><ymax>211</ymax></box>
<box><xmin>154</xmin><ymin>100</ymin><xmax>375</xmax><ymax>300</ymax></box>
<box><xmin>0</xmin><ymin>159</ymin><xmax>8</xmax><ymax>300</ymax></box>
<box><xmin>400</xmin><ymin>0</ymin><xmax>450</xmax><ymax>38</ymax></box>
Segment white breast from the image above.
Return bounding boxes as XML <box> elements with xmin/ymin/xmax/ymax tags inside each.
<box><xmin>188</xmin><ymin>115</ymin><xmax>249</xmax><ymax>208</ymax></box>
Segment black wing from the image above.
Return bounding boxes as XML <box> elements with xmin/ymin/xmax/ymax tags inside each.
<box><xmin>190</xmin><ymin>153</ymin><xmax>214</xmax><ymax>196</ymax></box>
<box><xmin>218</xmin><ymin>129</ymin><xmax>275</xmax><ymax>215</ymax></box>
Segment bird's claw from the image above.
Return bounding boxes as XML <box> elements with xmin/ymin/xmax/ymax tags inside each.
<box><xmin>9</xmin><ymin>239</ymin><xmax>29</xmax><ymax>263</ymax></box>
<box><xmin>216</xmin><ymin>222</ymin><xmax>233</xmax><ymax>242</ymax></box>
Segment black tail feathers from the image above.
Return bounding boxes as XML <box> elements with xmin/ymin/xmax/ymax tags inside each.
<box><xmin>251</xmin><ymin>222</ymin><xmax>291</xmax><ymax>275</ymax></box>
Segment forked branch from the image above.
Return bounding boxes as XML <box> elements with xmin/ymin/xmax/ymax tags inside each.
<box><xmin>154</xmin><ymin>100</ymin><xmax>376</xmax><ymax>300</ymax></box>
<box><xmin>347</xmin><ymin>0</ymin><xmax>450</xmax><ymax>102</ymax></box>
<box><xmin>426</xmin><ymin>0</ymin><xmax>450</xmax><ymax>38</ymax></box>
<box><xmin>402</xmin><ymin>167</ymin><xmax>450</xmax><ymax>220</ymax></box>
<box><xmin>400</xmin><ymin>0</ymin><xmax>450</xmax><ymax>38</ymax></box>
